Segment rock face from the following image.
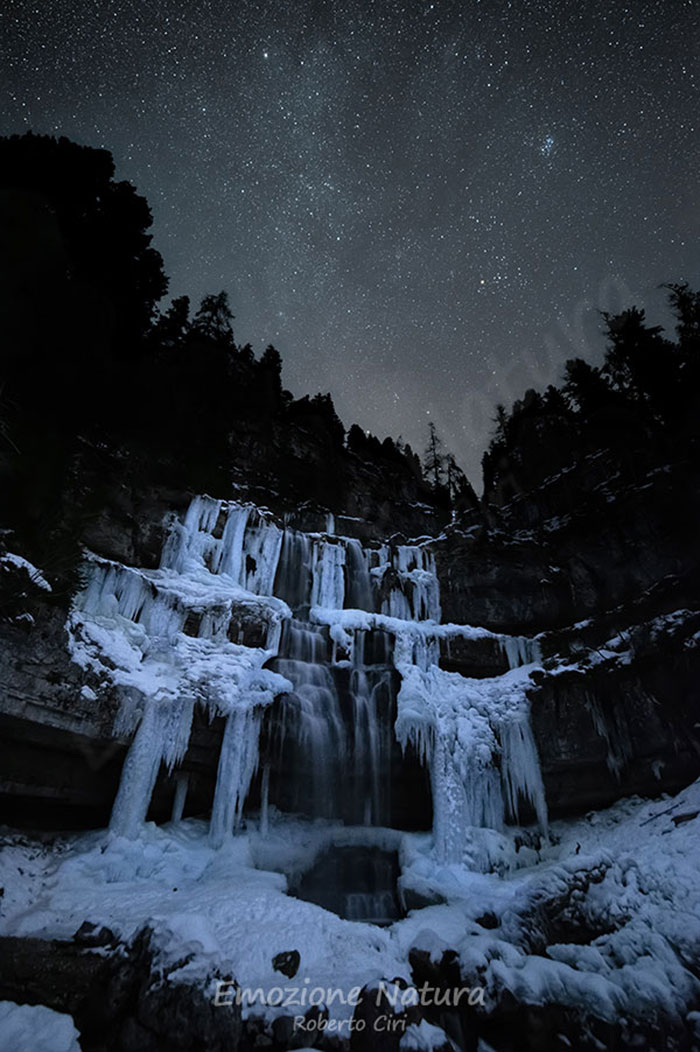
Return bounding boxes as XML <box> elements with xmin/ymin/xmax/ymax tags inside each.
<box><xmin>532</xmin><ymin>645</ymin><xmax>700</xmax><ymax>816</ymax></box>
<box><xmin>0</xmin><ymin>927</ymin><xmax>242</xmax><ymax>1052</ymax></box>
<box><xmin>224</xmin><ymin>412</ymin><xmax>456</xmax><ymax>542</ymax></box>
<box><xmin>0</xmin><ymin>603</ymin><xmax>125</xmax><ymax>828</ymax></box>
<box><xmin>1</xmin><ymin>432</ymin><xmax>699</xmax><ymax>828</ymax></box>
<box><xmin>433</xmin><ymin>445</ymin><xmax>700</xmax><ymax>817</ymax></box>
<box><xmin>437</xmin><ymin>456</ymin><xmax>699</xmax><ymax>635</ymax></box>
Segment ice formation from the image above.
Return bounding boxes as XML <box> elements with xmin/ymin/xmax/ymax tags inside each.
<box><xmin>393</xmin><ymin>659</ymin><xmax>548</xmax><ymax>864</ymax></box>
<box><xmin>0</xmin><ymin>550</ymin><xmax>52</xmax><ymax>592</ymax></box>
<box><xmin>68</xmin><ymin>494</ymin><xmax>548</xmax><ymax>858</ymax></box>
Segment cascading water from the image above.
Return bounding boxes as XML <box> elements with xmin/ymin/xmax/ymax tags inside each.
<box><xmin>266</xmin><ymin>619</ymin><xmax>348</xmax><ymax>820</ymax></box>
<box><xmin>274</xmin><ymin>529</ymin><xmax>314</xmax><ymax>616</ymax></box>
<box><xmin>345</xmin><ymin>539</ymin><xmax>374</xmax><ymax>612</ymax></box>
<box><xmin>68</xmin><ymin>494</ymin><xmax>548</xmax><ymax>871</ymax></box>
<box><xmin>263</xmin><ymin>617</ymin><xmax>396</xmax><ymax>825</ymax></box>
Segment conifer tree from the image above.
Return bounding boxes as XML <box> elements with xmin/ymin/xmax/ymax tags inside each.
<box><xmin>192</xmin><ymin>291</ymin><xmax>235</xmax><ymax>346</ymax></box>
<box><xmin>424</xmin><ymin>421</ymin><xmax>445</xmax><ymax>488</ymax></box>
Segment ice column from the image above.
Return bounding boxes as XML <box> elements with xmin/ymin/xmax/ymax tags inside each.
<box><xmin>311</xmin><ymin>539</ymin><xmax>346</xmax><ymax>609</ymax></box>
<box><xmin>392</xmin><ymin>544</ymin><xmax>548</xmax><ymax>862</ymax></box>
<box><xmin>210</xmin><ymin>708</ymin><xmax>263</xmax><ymax>846</ymax></box>
<box><xmin>499</xmin><ymin>715</ymin><xmax>549</xmax><ymax>832</ymax></box>
<box><xmin>213</xmin><ymin>505</ymin><xmax>251</xmax><ymax>580</ymax></box>
<box><xmin>109</xmin><ymin>701</ymin><xmax>168</xmax><ymax>838</ymax></box>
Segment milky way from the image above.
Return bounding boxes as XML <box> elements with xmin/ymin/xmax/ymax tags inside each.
<box><xmin>2</xmin><ymin>0</ymin><xmax>698</xmax><ymax>482</ymax></box>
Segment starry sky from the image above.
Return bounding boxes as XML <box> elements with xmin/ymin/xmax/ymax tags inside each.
<box><xmin>2</xmin><ymin>0</ymin><xmax>698</xmax><ymax>484</ymax></box>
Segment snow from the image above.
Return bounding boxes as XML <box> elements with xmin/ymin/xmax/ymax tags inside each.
<box><xmin>0</xmin><ymin>1002</ymin><xmax>81</xmax><ymax>1052</ymax></box>
<box><xmin>2</xmin><ymin>783</ymin><xmax>700</xmax><ymax>1033</ymax></box>
<box><xmin>401</xmin><ymin>1019</ymin><xmax>453</xmax><ymax>1049</ymax></box>
<box><xmin>0</xmin><ymin>819</ymin><xmax>412</xmax><ymax>1026</ymax></box>
<box><xmin>311</xmin><ymin>604</ymin><xmax>540</xmax><ymax>661</ymax></box>
<box><xmin>394</xmin><ymin>780</ymin><xmax>700</xmax><ymax>1028</ymax></box>
<box><xmin>0</xmin><ymin>551</ymin><xmax>52</xmax><ymax>591</ymax></box>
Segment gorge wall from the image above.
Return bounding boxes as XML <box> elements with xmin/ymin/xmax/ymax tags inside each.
<box><xmin>2</xmin><ymin>425</ymin><xmax>698</xmax><ymax>835</ymax></box>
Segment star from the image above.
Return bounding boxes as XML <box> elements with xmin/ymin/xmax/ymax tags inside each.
<box><xmin>1</xmin><ymin>0</ymin><xmax>695</xmax><ymax>487</ymax></box>
<box><xmin>540</xmin><ymin>135</ymin><xmax>556</xmax><ymax>158</ymax></box>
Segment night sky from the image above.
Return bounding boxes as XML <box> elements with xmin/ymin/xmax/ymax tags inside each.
<box><xmin>2</xmin><ymin>0</ymin><xmax>698</xmax><ymax>483</ymax></box>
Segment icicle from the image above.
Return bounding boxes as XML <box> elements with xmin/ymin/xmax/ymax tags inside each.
<box><xmin>391</xmin><ymin>545</ymin><xmax>442</xmax><ymax>623</ymax></box>
<box><xmin>161</xmin><ymin>495</ymin><xmax>223</xmax><ymax>574</ymax></box>
<box><xmin>265</xmin><ymin>613</ymin><xmax>283</xmax><ymax>656</ymax></box>
<box><xmin>79</xmin><ymin>564</ymin><xmax>158</xmax><ymax>630</ymax></box>
<box><xmin>213</xmin><ymin>505</ymin><xmax>251</xmax><ymax>581</ymax></box>
<box><xmin>171</xmin><ymin>772</ymin><xmax>189</xmax><ymax>823</ymax></box>
<box><xmin>586</xmin><ymin>693</ymin><xmax>632</xmax><ymax>782</ymax></box>
<box><xmin>431</xmin><ymin>730</ymin><xmax>468</xmax><ymax>863</ymax></box>
<box><xmin>109</xmin><ymin>700</ymin><xmax>166</xmax><ymax>838</ymax></box>
<box><xmin>412</xmin><ymin>567</ymin><xmax>441</xmax><ymax>622</ymax></box>
<box><xmin>311</xmin><ymin>539</ymin><xmax>346</xmax><ymax>610</ymax></box>
<box><xmin>382</xmin><ymin>587</ymin><xmax>413</xmax><ymax>621</ymax></box>
<box><xmin>260</xmin><ymin>763</ymin><xmax>270</xmax><ymax>837</ymax></box>
<box><xmin>460</xmin><ymin>740</ymin><xmax>505</xmax><ymax>831</ymax></box>
<box><xmin>159</xmin><ymin>499</ymin><xmax>285</xmax><ymax>594</ymax></box>
<box><xmin>395</xmin><ymin>620</ymin><xmax>548</xmax><ymax>857</ymax></box>
<box><xmin>499</xmin><ymin>635</ymin><xmax>542</xmax><ymax>669</ymax></box>
<box><xmin>424</xmin><ymin>550</ymin><xmax>441</xmax><ymax>614</ymax></box>
<box><xmin>409</xmin><ymin>631</ymin><xmax>440</xmax><ymax>671</ymax></box>
<box><xmin>160</xmin><ymin>699</ymin><xmax>194</xmax><ymax>772</ymax></box>
<box><xmin>210</xmin><ymin>707</ymin><xmax>263</xmax><ymax>847</ymax></box>
<box><xmin>243</xmin><ymin>515</ymin><xmax>283</xmax><ymax>595</ymax></box>
<box><xmin>499</xmin><ymin>716</ymin><xmax>548</xmax><ymax>832</ymax></box>
<box><xmin>397</xmin><ymin>719</ymin><xmax>434</xmax><ymax>768</ymax></box>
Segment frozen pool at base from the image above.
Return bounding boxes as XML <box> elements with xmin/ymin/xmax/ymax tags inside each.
<box><xmin>289</xmin><ymin>844</ymin><xmax>404</xmax><ymax>926</ymax></box>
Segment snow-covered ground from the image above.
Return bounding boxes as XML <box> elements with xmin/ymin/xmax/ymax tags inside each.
<box><xmin>1</xmin><ymin>779</ymin><xmax>699</xmax><ymax>1042</ymax></box>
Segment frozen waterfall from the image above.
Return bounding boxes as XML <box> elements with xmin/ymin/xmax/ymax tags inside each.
<box><xmin>68</xmin><ymin>494</ymin><xmax>548</xmax><ymax>862</ymax></box>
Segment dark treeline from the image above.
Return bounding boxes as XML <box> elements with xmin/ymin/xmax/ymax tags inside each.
<box><xmin>1</xmin><ymin>131</ymin><xmax>698</xmax><ymax>597</ymax></box>
<box><xmin>0</xmin><ymin>133</ymin><xmax>427</xmax><ymax>476</ymax></box>
<box><xmin>482</xmin><ymin>289</ymin><xmax>700</xmax><ymax>503</ymax></box>
<box><xmin>0</xmin><ymin>133</ymin><xmax>438</xmax><ymax>595</ymax></box>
